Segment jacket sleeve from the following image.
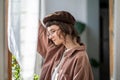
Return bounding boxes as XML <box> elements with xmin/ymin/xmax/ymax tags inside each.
<box><xmin>73</xmin><ymin>54</ymin><xmax>94</xmax><ymax>80</ymax></box>
<box><xmin>37</xmin><ymin>21</ymin><xmax>48</xmax><ymax>58</ymax></box>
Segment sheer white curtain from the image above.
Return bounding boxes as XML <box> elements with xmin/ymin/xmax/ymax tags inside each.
<box><xmin>34</xmin><ymin>0</ymin><xmax>46</xmax><ymax>75</ymax></box>
<box><xmin>8</xmin><ymin>0</ymin><xmax>40</xmax><ymax>79</ymax></box>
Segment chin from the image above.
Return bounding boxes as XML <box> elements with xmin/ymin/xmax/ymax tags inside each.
<box><xmin>54</xmin><ymin>43</ymin><xmax>60</xmax><ymax>46</ymax></box>
<box><xmin>54</xmin><ymin>42</ymin><xmax>62</xmax><ymax>46</ymax></box>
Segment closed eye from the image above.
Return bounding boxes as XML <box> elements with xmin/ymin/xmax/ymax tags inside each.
<box><xmin>50</xmin><ymin>30</ymin><xmax>55</xmax><ymax>34</ymax></box>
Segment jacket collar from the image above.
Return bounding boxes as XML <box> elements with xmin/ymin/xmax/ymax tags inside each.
<box><xmin>64</xmin><ymin>43</ymin><xmax>86</xmax><ymax>58</ymax></box>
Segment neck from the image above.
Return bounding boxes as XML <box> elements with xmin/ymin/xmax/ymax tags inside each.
<box><xmin>63</xmin><ymin>35</ymin><xmax>80</xmax><ymax>50</ymax></box>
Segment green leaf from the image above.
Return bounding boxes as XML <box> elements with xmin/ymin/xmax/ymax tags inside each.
<box><xmin>12</xmin><ymin>55</ymin><xmax>40</xmax><ymax>79</ymax></box>
<box><xmin>74</xmin><ymin>21</ymin><xmax>86</xmax><ymax>34</ymax></box>
<box><xmin>90</xmin><ymin>58</ymin><xmax>100</xmax><ymax>68</ymax></box>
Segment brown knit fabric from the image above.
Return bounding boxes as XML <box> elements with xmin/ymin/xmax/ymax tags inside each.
<box><xmin>43</xmin><ymin>11</ymin><xmax>76</xmax><ymax>25</ymax></box>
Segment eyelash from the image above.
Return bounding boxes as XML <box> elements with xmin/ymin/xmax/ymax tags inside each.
<box><xmin>51</xmin><ymin>30</ymin><xmax>55</xmax><ymax>33</ymax></box>
<box><xmin>47</xmin><ymin>29</ymin><xmax>60</xmax><ymax>37</ymax></box>
<box><xmin>47</xmin><ymin>30</ymin><xmax>55</xmax><ymax>36</ymax></box>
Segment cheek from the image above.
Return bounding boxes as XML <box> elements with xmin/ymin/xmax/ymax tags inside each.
<box><xmin>57</xmin><ymin>32</ymin><xmax>64</xmax><ymax>39</ymax></box>
<box><xmin>55</xmin><ymin>32</ymin><xmax>65</xmax><ymax>42</ymax></box>
<box><xmin>57</xmin><ymin>36</ymin><xmax>65</xmax><ymax>44</ymax></box>
<box><xmin>56</xmin><ymin>34</ymin><xmax>64</xmax><ymax>41</ymax></box>
<box><xmin>54</xmin><ymin>39</ymin><xmax>63</xmax><ymax>45</ymax></box>
<box><xmin>54</xmin><ymin>35</ymin><xmax>63</xmax><ymax>42</ymax></box>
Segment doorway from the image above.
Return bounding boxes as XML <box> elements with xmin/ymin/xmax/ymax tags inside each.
<box><xmin>99</xmin><ymin>0</ymin><xmax>110</xmax><ymax>80</ymax></box>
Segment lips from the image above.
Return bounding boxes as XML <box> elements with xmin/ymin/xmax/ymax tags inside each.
<box><xmin>53</xmin><ymin>40</ymin><xmax>56</xmax><ymax>43</ymax></box>
<box><xmin>52</xmin><ymin>39</ymin><xmax>58</xmax><ymax>44</ymax></box>
<box><xmin>52</xmin><ymin>39</ymin><xmax>56</xmax><ymax>42</ymax></box>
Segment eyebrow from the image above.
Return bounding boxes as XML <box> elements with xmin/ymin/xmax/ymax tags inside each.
<box><xmin>48</xmin><ymin>28</ymin><xmax>59</xmax><ymax>32</ymax></box>
<box><xmin>47</xmin><ymin>29</ymin><xmax>54</xmax><ymax>33</ymax></box>
<box><xmin>50</xmin><ymin>29</ymin><xmax>55</xmax><ymax>31</ymax></box>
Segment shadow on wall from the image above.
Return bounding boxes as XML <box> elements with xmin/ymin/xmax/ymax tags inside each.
<box><xmin>74</xmin><ymin>21</ymin><xmax>100</xmax><ymax>68</ymax></box>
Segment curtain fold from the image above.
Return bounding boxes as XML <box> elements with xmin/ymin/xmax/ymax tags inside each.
<box><xmin>8</xmin><ymin>0</ymin><xmax>40</xmax><ymax>79</ymax></box>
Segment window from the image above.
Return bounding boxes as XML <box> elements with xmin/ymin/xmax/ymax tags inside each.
<box><xmin>8</xmin><ymin>0</ymin><xmax>40</xmax><ymax>79</ymax></box>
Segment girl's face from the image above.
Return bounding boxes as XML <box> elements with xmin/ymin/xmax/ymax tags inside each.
<box><xmin>47</xmin><ymin>25</ymin><xmax>64</xmax><ymax>45</ymax></box>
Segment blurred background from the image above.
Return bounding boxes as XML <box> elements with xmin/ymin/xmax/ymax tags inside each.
<box><xmin>1</xmin><ymin>0</ymin><xmax>120</xmax><ymax>80</ymax></box>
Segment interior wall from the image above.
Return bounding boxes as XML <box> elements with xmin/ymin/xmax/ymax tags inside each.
<box><xmin>87</xmin><ymin>0</ymin><xmax>99</xmax><ymax>80</ymax></box>
<box><xmin>0</xmin><ymin>0</ymin><xmax>5</xmax><ymax>79</ymax></box>
<box><xmin>114</xmin><ymin>0</ymin><xmax>120</xmax><ymax>80</ymax></box>
<box><xmin>46</xmin><ymin>0</ymin><xmax>87</xmax><ymax>22</ymax></box>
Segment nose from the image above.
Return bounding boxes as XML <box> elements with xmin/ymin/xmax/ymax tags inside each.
<box><xmin>48</xmin><ymin>34</ymin><xmax>53</xmax><ymax>40</ymax></box>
